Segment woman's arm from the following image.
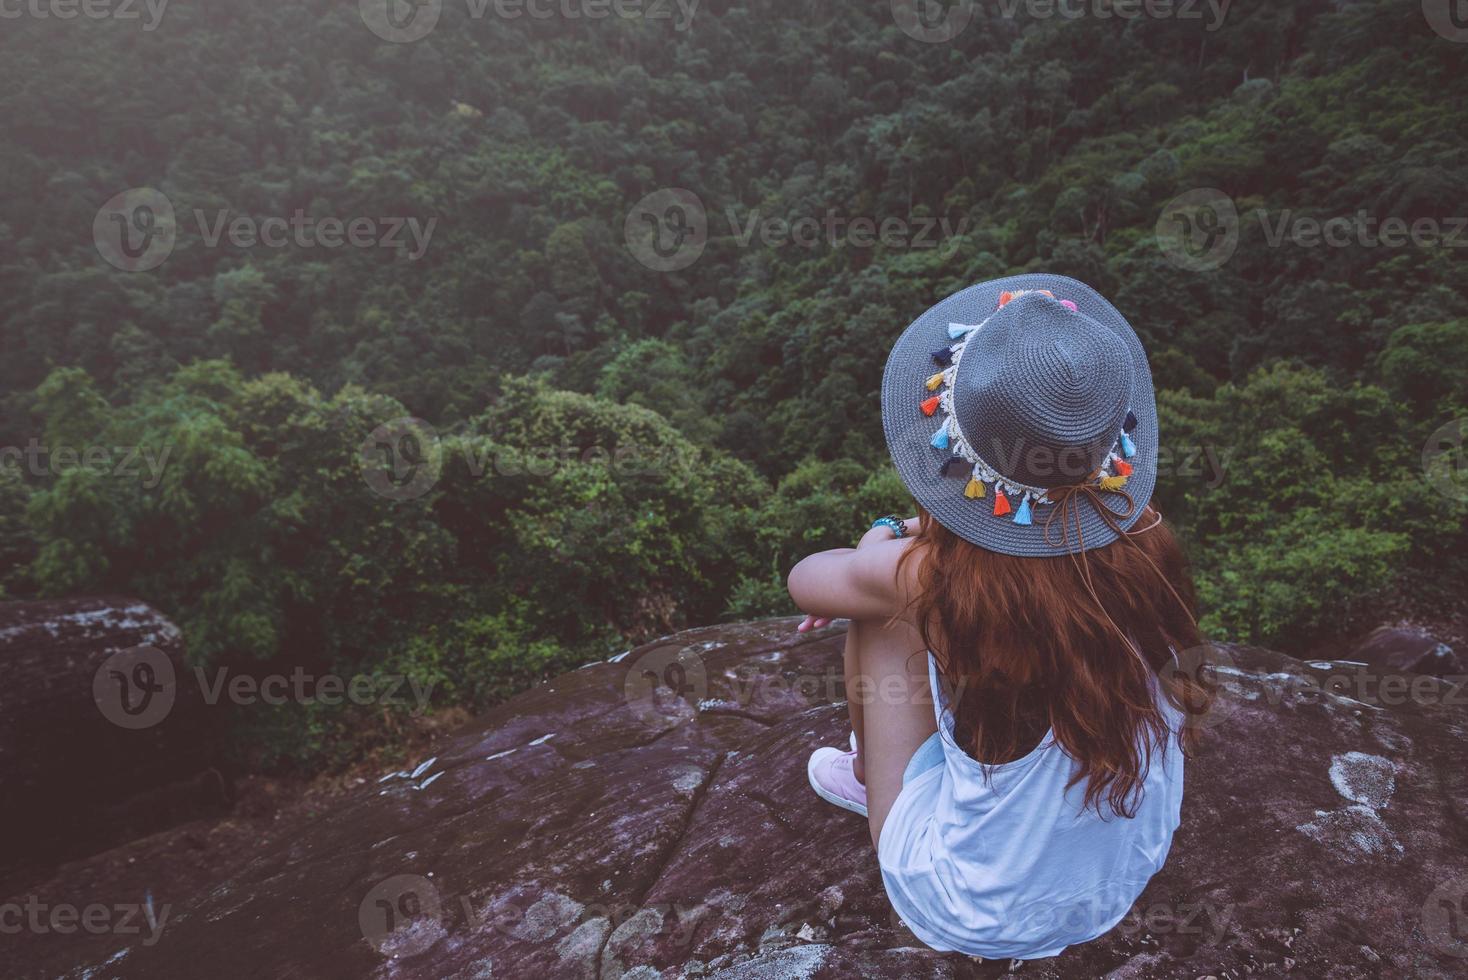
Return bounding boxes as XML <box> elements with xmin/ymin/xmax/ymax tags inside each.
<box><xmin>788</xmin><ymin>518</ymin><xmax>919</xmax><ymax>626</ymax></box>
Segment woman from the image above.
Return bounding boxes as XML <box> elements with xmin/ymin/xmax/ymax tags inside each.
<box><xmin>787</xmin><ymin>275</ymin><xmax>1208</xmax><ymax>960</ymax></box>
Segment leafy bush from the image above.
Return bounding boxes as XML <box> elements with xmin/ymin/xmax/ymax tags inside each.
<box><xmin>3</xmin><ymin>0</ymin><xmax>1465</xmax><ymax>767</ymax></box>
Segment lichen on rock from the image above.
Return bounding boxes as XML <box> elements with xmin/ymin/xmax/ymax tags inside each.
<box><xmin>7</xmin><ymin>611</ymin><xmax>1468</xmax><ymax>979</ymax></box>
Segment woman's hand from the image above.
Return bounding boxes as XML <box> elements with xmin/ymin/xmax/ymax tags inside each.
<box><xmin>796</xmin><ymin>614</ymin><xmax>832</xmax><ymax>633</ymax></box>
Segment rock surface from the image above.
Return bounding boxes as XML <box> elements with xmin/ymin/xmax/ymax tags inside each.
<box><xmin>19</xmin><ymin>618</ymin><xmax>1468</xmax><ymax>979</ymax></box>
<box><xmin>0</xmin><ymin>597</ymin><xmax>225</xmax><ymax>875</ymax></box>
<box><xmin>1349</xmin><ymin>625</ymin><xmax>1464</xmax><ymax>678</ymax></box>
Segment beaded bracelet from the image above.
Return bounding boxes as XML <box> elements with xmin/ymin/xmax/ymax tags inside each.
<box><xmin>871</xmin><ymin>515</ymin><xmax>908</xmax><ymax>539</ymax></box>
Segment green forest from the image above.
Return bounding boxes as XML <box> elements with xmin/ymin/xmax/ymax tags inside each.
<box><xmin>2</xmin><ymin>0</ymin><xmax>1466</xmax><ymax>769</ymax></box>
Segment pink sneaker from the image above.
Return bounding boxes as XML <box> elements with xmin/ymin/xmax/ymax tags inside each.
<box><xmin>807</xmin><ymin>746</ymin><xmax>868</xmax><ymax>817</ymax></box>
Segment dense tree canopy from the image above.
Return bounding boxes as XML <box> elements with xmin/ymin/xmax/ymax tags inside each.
<box><xmin>1</xmin><ymin>0</ymin><xmax>1464</xmax><ymax>767</ymax></box>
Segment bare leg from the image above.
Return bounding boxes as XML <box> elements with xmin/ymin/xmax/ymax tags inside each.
<box><xmin>843</xmin><ymin>618</ymin><xmax>938</xmax><ymax>850</ymax></box>
<box><xmin>843</xmin><ymin>625</ymin><xmax>866</xmax><ymax>784</ymax></box>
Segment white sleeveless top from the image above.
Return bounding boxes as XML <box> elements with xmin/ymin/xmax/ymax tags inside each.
<box><xmin>877</xmin><ymin>654</ymin><xmax>1185</xmax><ymax>960</ymax></box>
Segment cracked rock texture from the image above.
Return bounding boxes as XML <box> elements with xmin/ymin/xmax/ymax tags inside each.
<box><xmin>11</xmin><ymin>611</ymin><xmax>1468</xmax><ymax>979</ymax></box>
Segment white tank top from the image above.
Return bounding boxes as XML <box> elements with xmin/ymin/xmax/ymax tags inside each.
<box><xmin>877</xmin><ymin>653</ymin><xmax>1185</xmax><ymax>960</ymax></box>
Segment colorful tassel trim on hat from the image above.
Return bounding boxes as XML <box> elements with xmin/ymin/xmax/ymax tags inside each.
<box><xmin>997</xmin><ymin>289</ymin><xmax>1054</xmax><ymax>309</ymax></box>
<box><xmin>997</xmin><ymin>290</ymin><xmax>1079</xmax><ymax>315</ymax></box>
<box><xmin>920</xmin><ymin>293</ymin><xmax>1142</xmax><ymax>526</ymax></box>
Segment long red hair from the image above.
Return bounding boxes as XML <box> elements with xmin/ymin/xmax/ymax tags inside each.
<box><xmin>897</xmin><ymin>506</ymin><xmax>1209</xmax><ymax>818</ymax></box>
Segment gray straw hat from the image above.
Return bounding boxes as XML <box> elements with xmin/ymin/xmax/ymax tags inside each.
<box><xmin>881</xmin><ymin>273</ymin><xmax>1157</xmax><ymax>557</ymax></box>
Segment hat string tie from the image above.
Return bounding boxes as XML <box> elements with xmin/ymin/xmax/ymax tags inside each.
<box><xmin>1042</xmin><ymin>477</ymin><xmax>1136</xmax><ymax>553</ymax></box>
<box><xmin>1041</xmin><ymin>479</ymin><xmax>1200</xmax><ymax>651</ymax></box>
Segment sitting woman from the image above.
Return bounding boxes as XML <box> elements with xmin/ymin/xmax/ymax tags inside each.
<box><xmin>787</xmin><ymin>276</ymin><xmax>1209</xmax><ymax>961</ymax></box>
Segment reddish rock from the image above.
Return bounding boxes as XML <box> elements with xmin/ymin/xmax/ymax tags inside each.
<box><xmin>0</xmin><ymin>597</ymin><xmax>225</xmax><ymax>876</ymax></box>
<box><xmin>16</xmin><ymin>620</ymin><xmax>1468</xmax><ymax>979</ymax></box>
<box><xmin>1349</xmin><ymin>625</ymin><xmax>1463</xmax><ymax>678</ymax></box>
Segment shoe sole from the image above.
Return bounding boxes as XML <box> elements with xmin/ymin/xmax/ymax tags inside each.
<box><xmin>807</xmin><ymin>749</ymin><xmax>869</xmax><ymax>818</ymax></box>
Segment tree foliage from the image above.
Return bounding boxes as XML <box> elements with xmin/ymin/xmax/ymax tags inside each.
<box><xmin>2</xmin><ymin>0</ymin><xmax>1464</xmax><ymax>767</ymax></box>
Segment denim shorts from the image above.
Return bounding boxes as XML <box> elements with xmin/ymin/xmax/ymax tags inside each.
<box><xmin>902</xmin><ymin>731</ymin><xmax>945</xmax><ymax>786</ymax></box>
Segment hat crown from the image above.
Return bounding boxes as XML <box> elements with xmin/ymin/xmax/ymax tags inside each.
<box><xmin>880</xmin><ymin>272</ymin><xmax>1155</xmax><ymax>556</ymax></box>
<box><xmin>954</xmin><ymin>293</ymin><xmax>1133</xmax><ymax>489</ymax></box>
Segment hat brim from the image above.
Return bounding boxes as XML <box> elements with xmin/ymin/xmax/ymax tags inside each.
<box><xmin>881</xmin><ymin>273</ymin><xmax>1158</xmax><ymax>557</ymax></box>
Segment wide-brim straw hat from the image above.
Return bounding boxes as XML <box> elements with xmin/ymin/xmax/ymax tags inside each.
<box><xmin>881</xmin><ymin>274</ymin><xmax>1157</xmax><ymax>557</ymax></box>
